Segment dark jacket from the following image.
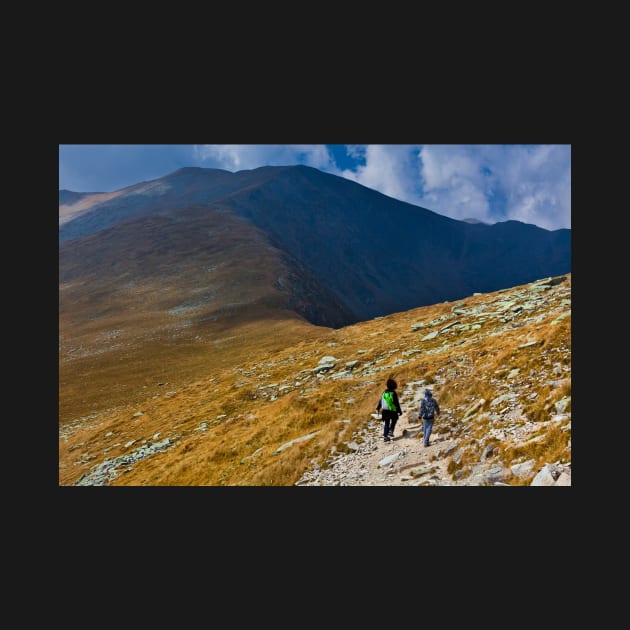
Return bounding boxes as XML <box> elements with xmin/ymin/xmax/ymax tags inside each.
<box><xmin>376</xmin><ymin>389</ymin><xmax>402</xmax><ymax>416</ymax></box>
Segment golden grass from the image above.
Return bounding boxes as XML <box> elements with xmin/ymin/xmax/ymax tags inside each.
<box><xmin>59</xmin><ymin>274</ymin><xmax>571</xmax><ymax>486</ymax></box>
<box><xmin>499</xmin><ymin>424</ymin><xmax>571</xmax><ymax>485</ymax></box>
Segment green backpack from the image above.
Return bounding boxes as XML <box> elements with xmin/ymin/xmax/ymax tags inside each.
<box><xmin>382</xmin><ymin>390</ymin><xmax>397</xmax><ymax>412</ymax></box>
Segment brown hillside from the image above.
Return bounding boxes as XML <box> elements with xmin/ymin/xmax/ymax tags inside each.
<box><xmin>59</xmin><ymin>274</ymin><xmax>571</xmax><ymax>486</ymax></box>
<box><xmin>59</xmin><ymin>204</ymin><xmax>350</xmax><ymax>425</ymax></box>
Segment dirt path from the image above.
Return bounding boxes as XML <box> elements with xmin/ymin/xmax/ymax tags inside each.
<box><xmin>297</xmin><ymin>381</ymin><xmax>458</xmax><ymax>486</ymax></box>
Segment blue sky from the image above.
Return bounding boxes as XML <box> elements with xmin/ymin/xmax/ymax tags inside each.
<box><xmin>59</xmin><ymin>144</ymin><xmax>571</xmax><ymax>231</ymax></box>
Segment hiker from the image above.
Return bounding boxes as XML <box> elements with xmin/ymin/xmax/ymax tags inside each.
<box><xmin>376</xmin><ymin>378</ymin><xmax>402</xmax><ymax>442</ymax></box>
<box><xmin>419</xmin><ymin>388</ymin><xmax>440</xmax><ymax>447</ymax></box>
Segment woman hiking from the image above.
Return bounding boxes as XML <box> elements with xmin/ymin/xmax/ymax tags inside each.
<box><xmin>376</xmin><ymin>378</ymin><xmax>403</xmax><ymax>442</ymax></box>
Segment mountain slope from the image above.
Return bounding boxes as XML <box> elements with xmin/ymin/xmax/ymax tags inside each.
<box><xmin>60</xmin><ymin>165</ymin><xmax>571</xmax><ymax>322</ymax></box>
<box><xmin>59</xmin><ymin>274</ymin><xmax>571</xmax><ymax>487</ymax></box>
<box><xmin>59</xmin><ymin>203</ymin><xmax>354</xmax><ymax>425</ymax></box>
<box><xmin>58</xmin><ymin>167</ymin><xmax>282</xmax><ymax>239</ymax></box>
<box><xmin>220</xmin><ymin>165</ymin><xmax>571</xmax><ymax>318</ymax></box>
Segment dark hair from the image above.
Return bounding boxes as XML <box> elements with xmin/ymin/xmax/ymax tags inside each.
<box><xmin>386</xmin><ymin>378</ymin><xmax>397</xmax><ymax>390</ymax></box>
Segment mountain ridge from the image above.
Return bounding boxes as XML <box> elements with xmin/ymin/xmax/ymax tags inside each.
<box><xmin>59</xmin><ymin>164</ymin><xmax>571</xmax><ymax>323</ymax></box>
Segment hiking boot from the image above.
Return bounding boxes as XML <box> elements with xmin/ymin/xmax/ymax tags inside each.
<box><xmin>384</xmin><ymin>436</ymin><xmax>391</xmax><ymax>442</ymax></box>
<box><xmin>388</xmin><ymin>431</ymin><xmax>394</xmax><ymax>437</ymax></box>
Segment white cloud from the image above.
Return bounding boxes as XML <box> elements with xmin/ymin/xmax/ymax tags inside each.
<box><xmin>419</xmin><ymin>145</ymin><xmax>493</xmax><ymax>222</ymax></box>
<box><xmin>346</xmin><ymin>144</ymin><xmax>367</xmax><ymax>160</ymax></box>
<box><xmin>193</xmin><ymin>144</ymin><xmax>335</xmax><ymax>172</ymax></box>
<box><xmin>191</xmin><ymin>143</ymin><xmax>571</xmax><ymax>230</ymax></box>
<box><xmin>498</xmin><ymin>145</ymin><xmax>571</xmax><ymax>231</ymax></box>
<box><xmin>340</xmin><ymin>145</ymin><xmax>422</xmax><ymax>205</ymax></box>
<box><xmin>416</xmin><ymin>144</ymin><xmax>571</xmax><ymax>229</ymax></box>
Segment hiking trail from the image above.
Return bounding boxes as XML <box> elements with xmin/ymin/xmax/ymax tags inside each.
<box><xmin>296</xmin><ymin>380</ymin><xmax>457</xmax><ymax>486</ymax></box>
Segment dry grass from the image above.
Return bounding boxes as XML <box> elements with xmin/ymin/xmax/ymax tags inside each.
<box><xmin>59</xmin><ymin>274</ymin><xmax>571</xmax><ymax>486</ymax></box>
<box><xmin>499</xmin><ymin>424</ymin><xmax>571</xmax><ymax>485</ymax></box>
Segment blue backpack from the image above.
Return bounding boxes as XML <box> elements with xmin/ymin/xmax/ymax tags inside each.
<box><xmin>421</xmin><ymin>397</ymin><xmax>436</xmax><ymax>419</ymax></box>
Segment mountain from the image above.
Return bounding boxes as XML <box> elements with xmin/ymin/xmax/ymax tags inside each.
<box><xmin>59</xmin><ymin>190</ymin><xmax>91</xmax><ymax>205</ymax></box>
<box><xmin>60</xmin><ymin>165</ymin><xmax>571</xmax><ymax>323</ymax></box>
<box><xmin>59</xmin><ymin>165</ymin><xmax>571</xmax><ymax>450</ymax></box>
<box><xmin>59</xmin><ymin>188</ymin><xmax>130</xmax><ymax>227</ymax></box>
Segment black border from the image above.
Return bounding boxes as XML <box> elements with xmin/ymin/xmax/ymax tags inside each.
<box><xmin>53</xmin><ymin>58</ymin><xmax>576</xmax><ymax>574</ymax></box>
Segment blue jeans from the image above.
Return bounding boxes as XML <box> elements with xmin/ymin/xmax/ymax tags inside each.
<box><xmin>422</xmin><ymin>417</ymin><xmax>434</xmax><ymax>446</ymax></box>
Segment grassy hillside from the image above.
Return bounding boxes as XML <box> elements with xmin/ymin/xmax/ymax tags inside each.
<box><xmin>59</xmin><ymin>274</ymin><xmax>571</xmax><ymax>486</ymax></box>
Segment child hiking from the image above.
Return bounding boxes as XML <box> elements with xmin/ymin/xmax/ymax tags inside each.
<box><xmin>419</xmin><ymin>388</ymin><xmax>440</xmax><ymax>447</ymax></box>
<box><xmin>376</xmin><ymin>378</ymin><xmax>403</xmax><ymax>442</ymax></box>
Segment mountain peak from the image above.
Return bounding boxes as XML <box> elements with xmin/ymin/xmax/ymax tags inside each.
<box><xmin>169</xmin><ymin>166</ymin><xmax>224</xmax><ymax>176</ymax></box>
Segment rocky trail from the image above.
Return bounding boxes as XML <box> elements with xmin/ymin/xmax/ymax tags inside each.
<box><xmin>296</xmin><ymin>378</ymin><xmax>571</xmax><ymax>487</ymax></box>
<box><xmin>296</xmin><ymin>380</ymin><xmax>459</xmax><ymax>486</ymax></box>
